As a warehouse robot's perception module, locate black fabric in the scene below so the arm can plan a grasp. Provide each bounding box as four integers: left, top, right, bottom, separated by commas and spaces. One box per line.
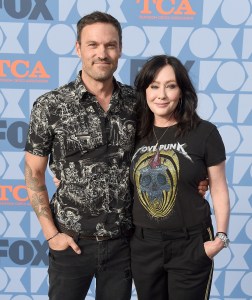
25, 71, 137, 238
134, 217, 212, 241
130, 120, 226, 230
131, 225, 214, 300
48, 237, 132, 300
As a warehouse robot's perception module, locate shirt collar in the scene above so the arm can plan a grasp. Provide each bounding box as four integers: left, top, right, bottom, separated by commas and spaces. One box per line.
75, 71, 122, 100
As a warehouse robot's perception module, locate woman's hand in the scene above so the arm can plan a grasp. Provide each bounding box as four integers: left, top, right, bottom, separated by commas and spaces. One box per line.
203, 238, 225, 259
53, 176, 61, 187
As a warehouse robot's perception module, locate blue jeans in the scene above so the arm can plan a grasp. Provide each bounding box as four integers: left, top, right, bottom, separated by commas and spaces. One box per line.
48, 236, 132, 300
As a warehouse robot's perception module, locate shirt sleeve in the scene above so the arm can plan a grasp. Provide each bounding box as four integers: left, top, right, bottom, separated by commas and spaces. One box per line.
204, 126, 226, 167
25, 98, 53, 157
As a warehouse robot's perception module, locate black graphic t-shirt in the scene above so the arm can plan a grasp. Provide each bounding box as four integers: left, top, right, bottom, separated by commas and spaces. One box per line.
25, 71, 137, 238
130, 120, 226, 230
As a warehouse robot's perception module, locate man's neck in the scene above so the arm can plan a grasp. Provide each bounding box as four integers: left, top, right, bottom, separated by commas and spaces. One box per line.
82, 75, 114, 112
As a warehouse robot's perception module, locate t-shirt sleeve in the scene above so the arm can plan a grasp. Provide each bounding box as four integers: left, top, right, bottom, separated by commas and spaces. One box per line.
25, 99, 52, 157
205, 126, 226, 167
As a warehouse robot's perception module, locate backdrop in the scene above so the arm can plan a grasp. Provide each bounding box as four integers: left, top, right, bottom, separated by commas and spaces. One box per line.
0, 0, 252, 299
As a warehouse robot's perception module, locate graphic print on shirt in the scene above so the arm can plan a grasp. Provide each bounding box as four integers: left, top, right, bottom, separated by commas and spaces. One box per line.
133, 148, 180, 218
25, 74, 137, 237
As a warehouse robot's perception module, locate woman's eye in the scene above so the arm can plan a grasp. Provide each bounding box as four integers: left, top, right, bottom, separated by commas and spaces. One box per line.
166, 84, 177, 89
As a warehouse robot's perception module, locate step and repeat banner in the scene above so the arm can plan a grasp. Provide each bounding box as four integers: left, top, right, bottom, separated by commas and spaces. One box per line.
0, 0, 252, 299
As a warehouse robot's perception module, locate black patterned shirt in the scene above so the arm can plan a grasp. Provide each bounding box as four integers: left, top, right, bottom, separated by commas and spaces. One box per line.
25, 71, 137, 238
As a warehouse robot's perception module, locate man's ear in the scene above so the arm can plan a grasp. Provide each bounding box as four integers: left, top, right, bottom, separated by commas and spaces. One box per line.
76, 41, 81, 58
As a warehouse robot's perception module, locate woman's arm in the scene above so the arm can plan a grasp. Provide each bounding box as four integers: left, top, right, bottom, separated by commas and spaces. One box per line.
204, 161, 230, 258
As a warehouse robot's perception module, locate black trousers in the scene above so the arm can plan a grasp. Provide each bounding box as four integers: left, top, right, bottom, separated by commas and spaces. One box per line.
48, 236, 132, 300
131, 223, 214, 300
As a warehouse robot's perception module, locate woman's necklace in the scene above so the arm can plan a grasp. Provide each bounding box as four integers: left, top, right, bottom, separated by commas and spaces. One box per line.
149, 125, 174, 168
153, 126, 170, 149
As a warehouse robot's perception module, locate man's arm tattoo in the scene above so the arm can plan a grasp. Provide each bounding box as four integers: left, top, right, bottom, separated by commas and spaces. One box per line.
31, 193, 51, 219
25, 162, 47, 192
25, 161, 50, 219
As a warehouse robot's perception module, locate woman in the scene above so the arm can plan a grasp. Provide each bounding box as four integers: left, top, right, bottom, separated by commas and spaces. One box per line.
130, 55, 230, 300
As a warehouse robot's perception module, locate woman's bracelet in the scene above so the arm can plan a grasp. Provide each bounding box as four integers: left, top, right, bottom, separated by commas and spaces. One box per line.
47, 232, 59, 242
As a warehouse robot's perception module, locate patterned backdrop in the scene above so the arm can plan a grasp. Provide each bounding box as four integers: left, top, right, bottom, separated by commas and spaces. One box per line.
0, 0, 252, 299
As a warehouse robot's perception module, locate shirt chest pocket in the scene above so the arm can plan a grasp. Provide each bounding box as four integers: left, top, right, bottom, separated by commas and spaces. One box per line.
54, 122, 105, 161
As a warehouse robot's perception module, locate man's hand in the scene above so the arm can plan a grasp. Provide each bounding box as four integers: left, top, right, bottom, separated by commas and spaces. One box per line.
48, 232, 81, 254
198, 178, 209, 197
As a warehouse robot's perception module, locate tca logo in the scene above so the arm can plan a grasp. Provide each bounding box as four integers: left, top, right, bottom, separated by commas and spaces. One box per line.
136, 0, 196, 15
0, 60, 50, 79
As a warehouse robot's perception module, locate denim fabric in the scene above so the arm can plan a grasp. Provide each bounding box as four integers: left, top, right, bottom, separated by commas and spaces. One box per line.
48, 237, 132, 300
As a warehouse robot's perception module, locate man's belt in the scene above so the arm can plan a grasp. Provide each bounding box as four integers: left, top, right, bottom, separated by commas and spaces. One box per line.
57, 224, 114, 241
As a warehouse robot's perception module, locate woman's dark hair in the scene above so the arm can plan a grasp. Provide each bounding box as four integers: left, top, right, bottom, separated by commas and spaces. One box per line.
134, 55, 201, 138
76, 11, 122, 47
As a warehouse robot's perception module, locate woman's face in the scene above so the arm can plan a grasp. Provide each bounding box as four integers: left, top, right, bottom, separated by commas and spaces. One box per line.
146, 64, 181, 124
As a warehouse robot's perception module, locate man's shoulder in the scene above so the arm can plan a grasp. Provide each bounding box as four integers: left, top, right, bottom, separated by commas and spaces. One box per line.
34, 80, 75, 106
117, 81, 134, 94
117, 81, 136, 102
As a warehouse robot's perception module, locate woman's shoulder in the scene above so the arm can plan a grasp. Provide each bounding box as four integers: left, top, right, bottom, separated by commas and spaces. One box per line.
197, 119, 217, 131
185, 119, 218, 140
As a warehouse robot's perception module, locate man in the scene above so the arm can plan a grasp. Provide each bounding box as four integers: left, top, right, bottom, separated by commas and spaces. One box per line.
25, 11, 208, 300
25, 11, 135, 300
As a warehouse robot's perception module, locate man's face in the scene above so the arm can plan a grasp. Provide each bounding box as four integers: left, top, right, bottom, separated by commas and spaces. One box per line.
76, 22, 122, 83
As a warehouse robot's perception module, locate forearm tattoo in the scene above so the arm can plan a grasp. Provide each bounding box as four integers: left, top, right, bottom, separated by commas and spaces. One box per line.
25, 162, 47, 192
31, 193, 51, 219
25, 162, 50, 219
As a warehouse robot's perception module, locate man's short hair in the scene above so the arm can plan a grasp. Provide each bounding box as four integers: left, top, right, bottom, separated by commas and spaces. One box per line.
77, 11, 122, 47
